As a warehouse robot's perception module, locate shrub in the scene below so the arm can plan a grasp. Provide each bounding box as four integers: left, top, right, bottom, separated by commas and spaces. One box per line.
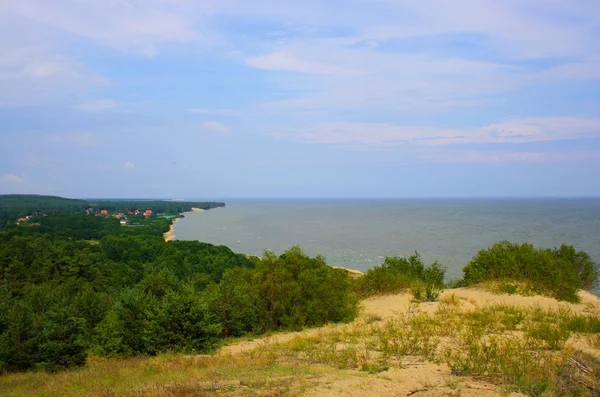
250, 246, 359, 331
462, 242, 598, 302
358, 252, 446, 297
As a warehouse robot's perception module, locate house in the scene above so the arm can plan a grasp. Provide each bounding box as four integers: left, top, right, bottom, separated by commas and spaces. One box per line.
144, 210, 153, 217
128, 211, 134, 215
120, 218, 131, 225
15, 217, 28, 224
100, 209, 108, 215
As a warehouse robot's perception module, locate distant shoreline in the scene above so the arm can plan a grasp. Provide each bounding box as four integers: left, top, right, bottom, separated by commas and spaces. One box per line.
331, 266, 364, 275
163, 207, 204, 242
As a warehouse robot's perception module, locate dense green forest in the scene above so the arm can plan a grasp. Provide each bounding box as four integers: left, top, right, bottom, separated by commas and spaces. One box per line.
7, 213, 171, 240
0, 194, 224, 228
0, 204, 358, 372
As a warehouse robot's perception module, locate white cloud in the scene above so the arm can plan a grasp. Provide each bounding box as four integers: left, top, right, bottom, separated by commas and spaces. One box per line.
246, 52, 358, 75
22, 152, 40, 167
0, 47, 79, 81
1, 0, 599, 120
535, 57, 600, 81
202, 121, 230, 134
249, 44, 523, 114
362, 0, 598, 59
76, 99, 119, 111
0, 44, 108, 106
426, 151, 600, 164
1, 173, 26, 184
48, 132, 99, 147
7, 0, 206, 56
124, 161, 135, 169
236, 1, 600, 115
188, 108, 237, 116
277, 117, 600, 147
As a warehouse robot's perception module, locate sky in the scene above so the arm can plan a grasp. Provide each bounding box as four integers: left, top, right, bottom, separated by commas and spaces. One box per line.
1, 0, 600, 199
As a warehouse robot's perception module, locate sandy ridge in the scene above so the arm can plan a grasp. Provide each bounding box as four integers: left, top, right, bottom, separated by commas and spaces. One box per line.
216, 288, 600, 397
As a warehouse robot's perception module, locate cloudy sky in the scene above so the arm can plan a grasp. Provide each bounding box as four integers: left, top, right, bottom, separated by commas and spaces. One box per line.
1, 0, 599, 198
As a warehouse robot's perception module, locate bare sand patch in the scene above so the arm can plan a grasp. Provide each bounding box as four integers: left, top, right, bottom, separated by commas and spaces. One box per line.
435, 287, 600, 315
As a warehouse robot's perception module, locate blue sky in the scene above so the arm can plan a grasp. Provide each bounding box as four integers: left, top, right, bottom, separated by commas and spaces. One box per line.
1, 0, 599, 198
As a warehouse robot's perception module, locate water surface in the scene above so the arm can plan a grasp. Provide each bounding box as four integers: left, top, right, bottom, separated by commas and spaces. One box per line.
174, 198, 600, 294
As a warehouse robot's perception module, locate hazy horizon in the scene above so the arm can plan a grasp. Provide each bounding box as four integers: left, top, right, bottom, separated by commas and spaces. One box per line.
13, 195, 600, 201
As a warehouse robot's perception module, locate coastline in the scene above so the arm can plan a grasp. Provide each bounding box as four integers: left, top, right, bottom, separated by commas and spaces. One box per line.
331, 266, 364, 276
163, 207, 204, 242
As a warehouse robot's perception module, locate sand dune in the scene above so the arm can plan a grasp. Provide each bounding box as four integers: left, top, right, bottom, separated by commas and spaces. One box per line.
217, 288, 600, 397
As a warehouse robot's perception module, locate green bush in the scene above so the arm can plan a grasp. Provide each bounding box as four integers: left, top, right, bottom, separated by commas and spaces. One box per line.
207, 268, 260, 338
462, 241, 599, 302
250, 246, 359, 332
357, 252, 446, 297
92, 283, 221, 357
0, 299, 88, 372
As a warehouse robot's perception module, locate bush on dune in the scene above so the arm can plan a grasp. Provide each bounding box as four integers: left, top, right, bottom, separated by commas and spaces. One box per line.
357, 252, 446, 298
462, 241, 599, 302
209, 246, 359, 336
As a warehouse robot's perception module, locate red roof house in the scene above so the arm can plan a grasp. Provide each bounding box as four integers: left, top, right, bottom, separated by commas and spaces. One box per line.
144, 210, 153, 217
100, 209, 108, 215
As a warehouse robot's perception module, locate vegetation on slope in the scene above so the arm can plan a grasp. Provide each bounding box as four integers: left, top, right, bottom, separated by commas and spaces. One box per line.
0, 218, 358, 372
462, 241, 599, 302
1, 296, 599, 397
356, 252, 446, 300
0, 195, 599, 397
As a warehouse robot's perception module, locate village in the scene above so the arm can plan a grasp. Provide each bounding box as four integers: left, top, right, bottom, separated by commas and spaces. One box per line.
15, 208, 155, 226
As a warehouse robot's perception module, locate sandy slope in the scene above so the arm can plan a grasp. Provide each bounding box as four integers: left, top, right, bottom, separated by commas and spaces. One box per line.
217, 288, 600, 397
361, 288, 600, 319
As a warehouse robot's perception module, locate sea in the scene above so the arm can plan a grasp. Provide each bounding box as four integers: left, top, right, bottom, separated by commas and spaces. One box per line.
173, 198, 600, 296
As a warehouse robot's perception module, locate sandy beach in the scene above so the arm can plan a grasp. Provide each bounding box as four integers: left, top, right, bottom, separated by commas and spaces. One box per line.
163, 207, 205, 242
163, 218, 180, 242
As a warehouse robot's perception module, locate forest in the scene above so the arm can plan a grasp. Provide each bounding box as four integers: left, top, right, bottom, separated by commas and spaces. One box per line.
0, 194, 224, 228
0, 200, 358, 372
0, 195, 597, 375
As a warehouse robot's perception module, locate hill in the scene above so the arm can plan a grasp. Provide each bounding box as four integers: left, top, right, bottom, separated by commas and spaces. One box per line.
1, 288, 599, 396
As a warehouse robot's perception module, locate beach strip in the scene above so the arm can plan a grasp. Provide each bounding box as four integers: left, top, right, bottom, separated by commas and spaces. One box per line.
163, 207, 205, 242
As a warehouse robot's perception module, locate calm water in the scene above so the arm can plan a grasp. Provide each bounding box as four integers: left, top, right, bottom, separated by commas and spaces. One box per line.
174, 199, 600, 295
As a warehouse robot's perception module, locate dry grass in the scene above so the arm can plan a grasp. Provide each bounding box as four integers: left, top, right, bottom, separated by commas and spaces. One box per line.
2, 292, 599, 397
0, 353, 331, 397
